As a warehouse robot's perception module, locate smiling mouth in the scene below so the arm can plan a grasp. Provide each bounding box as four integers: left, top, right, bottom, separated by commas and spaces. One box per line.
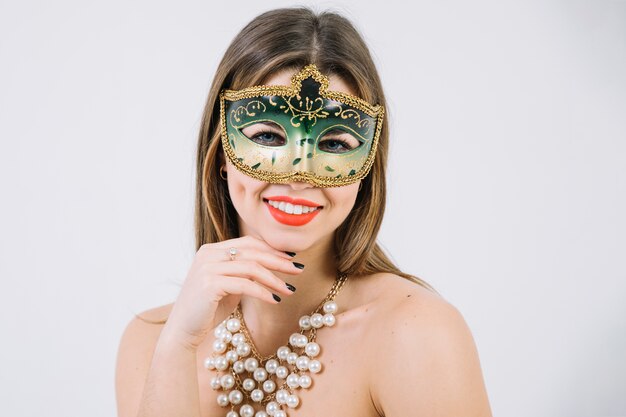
262, 198, 323, 215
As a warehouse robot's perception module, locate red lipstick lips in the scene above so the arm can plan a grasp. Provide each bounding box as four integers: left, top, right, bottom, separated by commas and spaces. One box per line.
264, 195, 322, 207
263, 195, 323, 226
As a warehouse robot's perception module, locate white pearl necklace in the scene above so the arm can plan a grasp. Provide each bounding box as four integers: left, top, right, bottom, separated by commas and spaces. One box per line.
204, 271, 348, 417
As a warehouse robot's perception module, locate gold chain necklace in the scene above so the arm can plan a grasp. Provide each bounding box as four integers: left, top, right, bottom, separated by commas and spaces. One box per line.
204, 270, 348, 417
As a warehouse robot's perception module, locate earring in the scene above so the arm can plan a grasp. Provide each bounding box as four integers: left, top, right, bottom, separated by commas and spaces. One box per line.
358, 181, 363, 191
219, 166, 227, 180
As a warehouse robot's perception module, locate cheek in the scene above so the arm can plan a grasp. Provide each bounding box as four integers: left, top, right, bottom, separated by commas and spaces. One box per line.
230, 177, 249, 200
226, 167, 266, 211
328, 184, 360, 213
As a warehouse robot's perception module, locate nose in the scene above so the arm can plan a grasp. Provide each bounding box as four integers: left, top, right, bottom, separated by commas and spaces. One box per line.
288, 180, 314, 190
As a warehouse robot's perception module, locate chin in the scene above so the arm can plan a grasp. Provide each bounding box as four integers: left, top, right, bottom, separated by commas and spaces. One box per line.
262, 223, 336, 253
239, 216, 329, 253
260, 232, 317, 253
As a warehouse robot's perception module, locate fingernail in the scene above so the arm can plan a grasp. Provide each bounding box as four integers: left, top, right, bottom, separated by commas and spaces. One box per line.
285, 283, 296, 292
292, 262, 305, 269
284, 251, 296, 257
272, 293, 282, 302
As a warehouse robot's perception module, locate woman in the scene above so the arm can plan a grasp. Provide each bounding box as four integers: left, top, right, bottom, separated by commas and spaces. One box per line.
115, 7, 492, 417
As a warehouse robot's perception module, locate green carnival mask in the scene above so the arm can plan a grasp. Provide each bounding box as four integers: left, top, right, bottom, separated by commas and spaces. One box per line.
219, 64, 384, 187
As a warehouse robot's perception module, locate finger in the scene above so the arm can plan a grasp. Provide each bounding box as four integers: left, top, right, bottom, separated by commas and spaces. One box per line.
217, 235, 295, 260
202, 247, 304, 275
240, 248, 304, 274
211, 260, 296, 296
208, 247, 304, 274
214, 275, 279, 304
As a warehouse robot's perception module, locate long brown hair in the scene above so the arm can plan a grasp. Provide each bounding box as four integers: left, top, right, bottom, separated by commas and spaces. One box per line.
198, 6, 435, 289
137, 7, 436, 324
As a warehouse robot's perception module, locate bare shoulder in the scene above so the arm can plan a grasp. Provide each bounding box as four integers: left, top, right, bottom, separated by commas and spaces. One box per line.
115, 303, 174, 417
132, 302, 175, 326
358, 271, 461, 349
361, 271, 449, 317
365, 273, 492, 417
117, 302, 175, 353
372, 273, 476, 363
116, 301, 175, 367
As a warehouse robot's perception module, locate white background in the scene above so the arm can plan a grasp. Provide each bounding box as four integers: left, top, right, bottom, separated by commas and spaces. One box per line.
1, 1, 624, 416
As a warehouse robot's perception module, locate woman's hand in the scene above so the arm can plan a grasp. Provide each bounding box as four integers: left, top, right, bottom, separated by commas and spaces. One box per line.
162, 235, 303, 351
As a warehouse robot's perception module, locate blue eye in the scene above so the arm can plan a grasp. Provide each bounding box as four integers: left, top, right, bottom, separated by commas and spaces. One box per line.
247, 129, 286, 146
317, 128, 362, 154
318, 138, 357, 154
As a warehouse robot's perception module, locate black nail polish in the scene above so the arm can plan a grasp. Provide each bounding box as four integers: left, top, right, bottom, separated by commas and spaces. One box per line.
293, 262, 305, 269
284, 251, 296, 257
285, 283, 296, 292
272, 293, 281, 302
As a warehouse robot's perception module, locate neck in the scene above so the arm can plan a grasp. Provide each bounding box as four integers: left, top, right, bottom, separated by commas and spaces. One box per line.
239, 232, 339, 343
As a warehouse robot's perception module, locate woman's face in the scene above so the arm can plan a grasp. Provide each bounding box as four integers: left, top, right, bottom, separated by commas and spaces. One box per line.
222, 69, 362, 253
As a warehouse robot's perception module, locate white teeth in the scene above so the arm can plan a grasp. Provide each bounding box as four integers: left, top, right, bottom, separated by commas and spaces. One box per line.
267, 200, 319, 215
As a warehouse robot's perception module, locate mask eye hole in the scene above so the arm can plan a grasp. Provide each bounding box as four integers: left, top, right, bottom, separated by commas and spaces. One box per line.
240, 122, 287, 147
318, 128, 362, 154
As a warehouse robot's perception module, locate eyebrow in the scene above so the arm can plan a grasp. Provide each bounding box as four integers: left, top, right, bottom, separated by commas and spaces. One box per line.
325, 128, 355, 137
247, 124, 355, 138
242, 121, 283, 132
254, 121, 282, 129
